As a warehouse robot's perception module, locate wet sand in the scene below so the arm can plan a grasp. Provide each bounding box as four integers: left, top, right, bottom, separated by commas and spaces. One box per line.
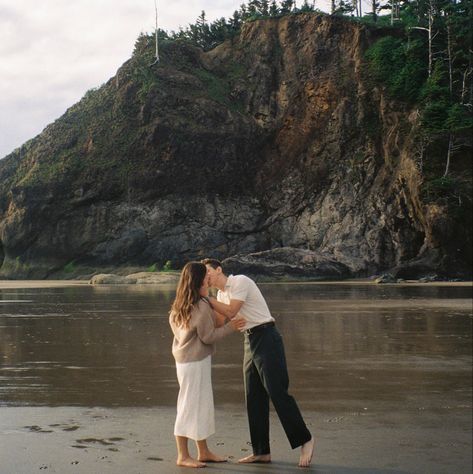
1, 404, 471, 474
1, 280, 471, 473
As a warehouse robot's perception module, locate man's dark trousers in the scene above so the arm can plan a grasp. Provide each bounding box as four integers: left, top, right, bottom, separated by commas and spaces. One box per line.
243, 325, 311, 455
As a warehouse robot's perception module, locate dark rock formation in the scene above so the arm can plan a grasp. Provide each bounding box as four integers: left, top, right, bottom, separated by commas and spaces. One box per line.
0, 14, 471, 279
222, 248, 350, 280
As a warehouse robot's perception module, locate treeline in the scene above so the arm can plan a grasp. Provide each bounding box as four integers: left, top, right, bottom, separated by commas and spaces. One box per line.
159, 0, 401, 51
155, 1, 314, 52
139, 1, 405, 54
366, 0, 472, 185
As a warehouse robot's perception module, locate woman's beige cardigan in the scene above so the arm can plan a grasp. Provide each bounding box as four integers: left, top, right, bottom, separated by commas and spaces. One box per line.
169, 298, 233, 363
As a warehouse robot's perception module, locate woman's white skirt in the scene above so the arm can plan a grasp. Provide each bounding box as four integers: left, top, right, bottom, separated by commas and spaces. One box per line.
174, 355, 215, 441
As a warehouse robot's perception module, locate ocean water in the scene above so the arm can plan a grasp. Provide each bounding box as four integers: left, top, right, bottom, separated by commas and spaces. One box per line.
0, 282, 471, 412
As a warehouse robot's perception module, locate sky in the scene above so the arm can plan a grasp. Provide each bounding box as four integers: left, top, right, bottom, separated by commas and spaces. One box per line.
0, 0, 338, 159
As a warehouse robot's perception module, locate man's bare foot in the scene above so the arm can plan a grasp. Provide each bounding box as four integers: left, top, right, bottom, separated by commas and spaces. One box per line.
299, 436, 315, 468
238, 454, 271, 463
197, 450, 227, 463
176, 456, 206, 468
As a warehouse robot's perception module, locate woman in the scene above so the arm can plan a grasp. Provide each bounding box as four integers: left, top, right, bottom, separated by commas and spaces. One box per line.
169, 261, 244, 468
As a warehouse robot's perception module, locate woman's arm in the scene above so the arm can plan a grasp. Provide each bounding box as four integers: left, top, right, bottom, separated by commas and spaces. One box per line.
195, 301, 236, 344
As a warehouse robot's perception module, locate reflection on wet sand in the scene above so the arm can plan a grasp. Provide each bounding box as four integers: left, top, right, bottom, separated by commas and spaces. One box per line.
0, 283, 471, 412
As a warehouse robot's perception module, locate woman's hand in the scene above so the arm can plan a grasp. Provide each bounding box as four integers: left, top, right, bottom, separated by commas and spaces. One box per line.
230, 316, 246, 331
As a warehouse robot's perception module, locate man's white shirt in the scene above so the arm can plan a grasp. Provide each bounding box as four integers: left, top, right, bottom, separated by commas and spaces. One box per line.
217, 275, 275, 331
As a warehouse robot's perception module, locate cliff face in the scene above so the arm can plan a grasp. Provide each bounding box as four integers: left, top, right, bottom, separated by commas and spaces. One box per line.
0, 14, 470, 278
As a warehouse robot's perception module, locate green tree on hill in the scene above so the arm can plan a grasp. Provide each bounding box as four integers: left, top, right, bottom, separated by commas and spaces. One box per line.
365, 0, 472, 184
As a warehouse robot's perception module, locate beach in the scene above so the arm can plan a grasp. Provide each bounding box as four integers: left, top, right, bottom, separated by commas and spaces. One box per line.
0, 280, 471, 473
1, 404, 471, 474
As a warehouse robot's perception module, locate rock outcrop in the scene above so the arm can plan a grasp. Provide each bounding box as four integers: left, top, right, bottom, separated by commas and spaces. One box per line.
222, 248, 350, 280
0, 13, 470, 279
89, 272, 179, 285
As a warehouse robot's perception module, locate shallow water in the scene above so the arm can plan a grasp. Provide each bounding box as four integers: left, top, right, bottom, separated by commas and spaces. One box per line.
0, 282, 471, 411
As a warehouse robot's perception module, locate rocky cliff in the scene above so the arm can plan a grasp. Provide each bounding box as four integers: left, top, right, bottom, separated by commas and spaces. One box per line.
0, 13, 471, 279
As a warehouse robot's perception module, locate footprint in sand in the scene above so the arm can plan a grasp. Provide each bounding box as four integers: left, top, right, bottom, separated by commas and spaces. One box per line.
76, 438, 115, 446
63, 425, 80, 431
74, 437, 125, 452
24, 425, 53, 433
326, 416, 344, 423
49, 423, 80, 431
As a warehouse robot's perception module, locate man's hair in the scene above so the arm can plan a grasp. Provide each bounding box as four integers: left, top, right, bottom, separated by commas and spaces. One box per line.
201, 258, 223, 270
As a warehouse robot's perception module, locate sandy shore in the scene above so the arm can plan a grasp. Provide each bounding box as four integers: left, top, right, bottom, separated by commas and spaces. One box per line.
1, 280, 471, 473
0, 280, 89, 289
1, 279, 472, 290
1, 405, 471, 474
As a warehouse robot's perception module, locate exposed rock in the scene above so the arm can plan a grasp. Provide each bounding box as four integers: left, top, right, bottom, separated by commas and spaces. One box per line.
126, 271, 179, 284
374, 273, 397, 284
89, 274, 128, 285
391, 259, 441, 280
0, 14, 470, 280
222, 248, 351, 280
419, 274, 440, 283
89, 272, 179, 285
390, 247, 467, 280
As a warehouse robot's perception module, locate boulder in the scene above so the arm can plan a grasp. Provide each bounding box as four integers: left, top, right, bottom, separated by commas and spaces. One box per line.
89, 272, 179, 285
222, 247, 350, 280
374, 273, 397, 284
89, 274, 129, 285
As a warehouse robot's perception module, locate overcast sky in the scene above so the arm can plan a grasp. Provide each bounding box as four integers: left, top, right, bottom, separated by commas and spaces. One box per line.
0, 0, 337, 159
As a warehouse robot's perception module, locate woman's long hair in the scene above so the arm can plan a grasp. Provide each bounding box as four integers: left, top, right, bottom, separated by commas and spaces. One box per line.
170, 262, 207, 328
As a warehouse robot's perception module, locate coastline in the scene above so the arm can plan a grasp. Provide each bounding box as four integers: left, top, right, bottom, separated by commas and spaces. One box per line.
1, 278, 472, 290
0, 280, 89, 290
1, 280, 471, 473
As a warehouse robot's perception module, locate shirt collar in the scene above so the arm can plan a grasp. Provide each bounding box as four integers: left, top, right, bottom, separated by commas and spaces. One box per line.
224, 275, 234, 289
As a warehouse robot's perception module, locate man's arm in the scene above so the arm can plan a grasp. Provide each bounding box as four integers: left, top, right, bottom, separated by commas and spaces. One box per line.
209, 297, 244, 319
213, 308, 246, 330
214, 310, 227, 328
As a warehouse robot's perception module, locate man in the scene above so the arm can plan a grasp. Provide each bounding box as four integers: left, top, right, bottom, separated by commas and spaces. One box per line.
202, 258, 314, 468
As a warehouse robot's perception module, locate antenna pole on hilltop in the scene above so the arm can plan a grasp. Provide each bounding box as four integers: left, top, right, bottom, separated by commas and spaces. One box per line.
150, 0, 160, 66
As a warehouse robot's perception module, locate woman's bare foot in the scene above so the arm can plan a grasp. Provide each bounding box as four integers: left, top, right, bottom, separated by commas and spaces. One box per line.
176, 456, 206, 468
197, 450, 227, 463
238, 454, 271, 463
299, 436, 315, 468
